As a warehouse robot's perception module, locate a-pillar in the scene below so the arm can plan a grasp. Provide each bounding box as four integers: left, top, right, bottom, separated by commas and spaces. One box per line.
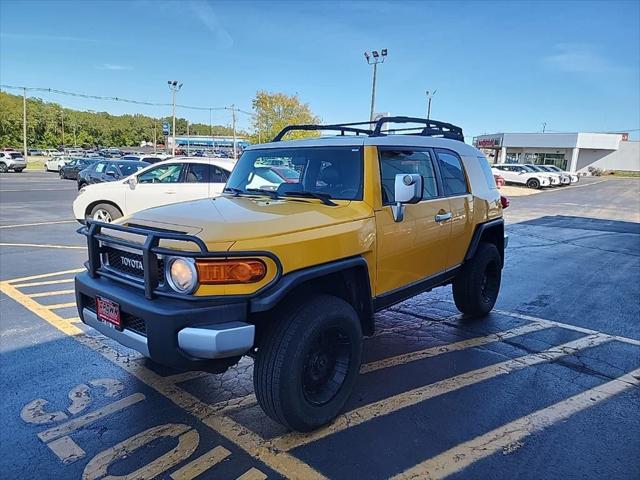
568, 148, 579, 173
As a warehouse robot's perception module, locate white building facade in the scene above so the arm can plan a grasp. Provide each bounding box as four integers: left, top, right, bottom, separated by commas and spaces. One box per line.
473, 132, 639, 173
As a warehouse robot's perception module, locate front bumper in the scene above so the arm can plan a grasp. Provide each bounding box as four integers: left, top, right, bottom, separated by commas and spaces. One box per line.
75, 272, 254, 372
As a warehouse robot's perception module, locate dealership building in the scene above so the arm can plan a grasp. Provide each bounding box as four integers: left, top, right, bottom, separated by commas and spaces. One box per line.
473, 132, 639, 173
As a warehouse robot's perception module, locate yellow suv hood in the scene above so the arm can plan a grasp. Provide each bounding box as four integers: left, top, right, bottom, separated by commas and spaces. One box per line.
130, 195, 372, 245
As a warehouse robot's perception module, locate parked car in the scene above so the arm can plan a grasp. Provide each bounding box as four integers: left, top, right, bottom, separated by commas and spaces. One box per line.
45, 149, 63, 157
45, 155, 73, 172
0, 151, 27, 173
524, 164, 569, 185
73, 157, 236, 222
121, 154, 171, 164
77, 159, 149, 190
269, 166, 301, 183
493, 174, 505, 188
492, 164, 552, 189
28, 148, 44, 156
74, 116, 507, 432
59, 157, 100, 180
538, 164, 579, 183
100, 149, 123, 158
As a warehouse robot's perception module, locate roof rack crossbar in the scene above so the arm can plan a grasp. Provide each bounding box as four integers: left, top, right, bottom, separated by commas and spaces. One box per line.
272, 116, 464, 142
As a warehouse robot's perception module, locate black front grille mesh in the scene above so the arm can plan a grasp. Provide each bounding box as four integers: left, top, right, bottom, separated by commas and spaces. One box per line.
103, 246, 164, 281
82, 294, 147, 337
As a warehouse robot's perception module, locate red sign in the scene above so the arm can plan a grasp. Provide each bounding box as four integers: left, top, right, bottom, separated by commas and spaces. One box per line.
96, 296, 121, 329
476, 138, 501, 148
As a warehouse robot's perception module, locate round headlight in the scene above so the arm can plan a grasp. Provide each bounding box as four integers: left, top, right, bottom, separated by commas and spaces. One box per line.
166, 257, 198, 294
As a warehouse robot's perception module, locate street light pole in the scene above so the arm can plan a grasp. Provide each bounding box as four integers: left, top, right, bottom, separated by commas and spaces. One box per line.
22, 87, 28, 161
426, 90, 437, 120
167, 80, 182, 155
231, 104, 237, 160
364, 49, 387, 121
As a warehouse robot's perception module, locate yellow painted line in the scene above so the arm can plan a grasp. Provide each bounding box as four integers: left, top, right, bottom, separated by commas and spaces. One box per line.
66, 317, 81, 324
0, 280, 326, 480
0, 242, 85, 250
163, 371, 210, 384
12, 278, 75, 288
8, 268, 83, 284
210, 393, 258, 415
170, 445, 231, 480
30, 289, 75, 298
47, 436, 86, 465
361, 322, 550, 374
393, 367, 640, 480
271, 334, 611, 451
236, 467, 268, 480
38, 393, 146, 442
45, 302, 77, 310
0, 220, 76, 229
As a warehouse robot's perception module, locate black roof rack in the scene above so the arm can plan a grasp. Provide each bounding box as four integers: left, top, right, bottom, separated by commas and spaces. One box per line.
272, 116, 464, 142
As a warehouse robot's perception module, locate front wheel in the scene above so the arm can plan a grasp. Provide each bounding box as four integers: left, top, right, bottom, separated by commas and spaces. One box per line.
452, 242, 502, 317
526, 178, 540, 189
89, 203, 122, 223
254, 294, 362, 432
0, 163, 7, 173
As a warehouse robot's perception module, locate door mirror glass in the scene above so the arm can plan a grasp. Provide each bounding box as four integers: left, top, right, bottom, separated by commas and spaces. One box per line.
392, 174, 423, 222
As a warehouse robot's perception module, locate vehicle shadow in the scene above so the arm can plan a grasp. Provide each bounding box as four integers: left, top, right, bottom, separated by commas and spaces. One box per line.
514, 215, 640, 234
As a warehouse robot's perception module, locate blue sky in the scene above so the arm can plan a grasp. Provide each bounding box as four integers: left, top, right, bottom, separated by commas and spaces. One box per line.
1, 0, 639, 139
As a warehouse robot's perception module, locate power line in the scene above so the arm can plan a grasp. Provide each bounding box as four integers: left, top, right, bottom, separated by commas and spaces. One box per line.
0, 83, 255, 116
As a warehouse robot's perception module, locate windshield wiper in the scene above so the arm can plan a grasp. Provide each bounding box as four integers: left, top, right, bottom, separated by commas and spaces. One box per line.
246, 188, 280, 199
224, 187, 243, 196
284, 191, 338, 206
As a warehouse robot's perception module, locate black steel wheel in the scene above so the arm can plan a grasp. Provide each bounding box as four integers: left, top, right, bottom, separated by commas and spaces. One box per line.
453, 242, 502, 317
254, 294, 362, 432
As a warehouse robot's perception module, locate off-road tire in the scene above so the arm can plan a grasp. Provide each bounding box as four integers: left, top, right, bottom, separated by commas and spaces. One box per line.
452, 242, 502, 317
526, 178, 540, 189
0, 163, 7, 173
89, 203, 122, 223
254, 294, 362, 432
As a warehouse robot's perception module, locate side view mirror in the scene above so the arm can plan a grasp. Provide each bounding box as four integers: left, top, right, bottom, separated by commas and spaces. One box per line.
127, 177, 137, 190
392, 174, 423, 222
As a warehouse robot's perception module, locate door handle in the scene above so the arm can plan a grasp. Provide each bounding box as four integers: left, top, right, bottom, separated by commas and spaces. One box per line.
435, 212, 452, 222
164, 191, 176, 194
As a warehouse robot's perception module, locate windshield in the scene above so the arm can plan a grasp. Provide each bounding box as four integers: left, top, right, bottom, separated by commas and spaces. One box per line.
526, 165, 545, 172
226, 147, 363, 201
521, 165, 538, 173
118, 162, 147, 176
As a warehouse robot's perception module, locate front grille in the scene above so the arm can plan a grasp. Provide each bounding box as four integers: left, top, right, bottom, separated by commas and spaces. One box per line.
103, 245, 164, 282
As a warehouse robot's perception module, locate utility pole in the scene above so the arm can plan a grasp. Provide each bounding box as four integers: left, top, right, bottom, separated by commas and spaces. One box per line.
364, 49, 387, 121
61, 109, 65, 151
72, 123, 77, 147
542, 122, 547, 133
22, 87, 28, 161
153, 122, 157, 154
231, 104, 237, 160
167, 80, 182, 155
186, 121, 190, 156
426, 90, 437, 120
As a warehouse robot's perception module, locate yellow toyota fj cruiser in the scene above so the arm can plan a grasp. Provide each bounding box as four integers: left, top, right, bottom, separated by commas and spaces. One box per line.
75, 117, 506, 432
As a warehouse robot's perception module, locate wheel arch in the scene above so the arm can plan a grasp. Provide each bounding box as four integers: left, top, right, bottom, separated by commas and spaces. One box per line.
465, 218, 505, 265
250, 256, 375, 336
85, 200, 123, 218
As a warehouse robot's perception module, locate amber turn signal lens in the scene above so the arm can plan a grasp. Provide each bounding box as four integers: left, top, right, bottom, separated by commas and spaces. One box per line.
195, 259, 267, 284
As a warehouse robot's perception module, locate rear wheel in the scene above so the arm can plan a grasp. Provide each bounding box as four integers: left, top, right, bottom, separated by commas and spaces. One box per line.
14, 168, 24, 173
526, 178, 540, 189
89, 204, 122, 223
254, 294, 362, 432
0, 163, 7, 173
452, 242, 502, 317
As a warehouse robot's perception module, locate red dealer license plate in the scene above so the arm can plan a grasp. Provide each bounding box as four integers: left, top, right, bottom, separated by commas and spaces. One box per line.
96, 296, 121, 330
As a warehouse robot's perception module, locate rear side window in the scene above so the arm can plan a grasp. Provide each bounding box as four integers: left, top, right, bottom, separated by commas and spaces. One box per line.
185, 163, 210, 183
379, 148, 438, 204
436, 150, 468, 196
211, 166, 229, 183
478, 156, 498, 190
94, 162, 108, 173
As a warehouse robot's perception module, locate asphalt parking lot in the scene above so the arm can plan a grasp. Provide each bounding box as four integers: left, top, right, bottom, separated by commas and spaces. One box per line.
1, 171, 639, 479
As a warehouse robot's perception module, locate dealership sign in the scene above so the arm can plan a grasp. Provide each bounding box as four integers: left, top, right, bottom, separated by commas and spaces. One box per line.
475, 136, 502, 148
162, 122, 170, 136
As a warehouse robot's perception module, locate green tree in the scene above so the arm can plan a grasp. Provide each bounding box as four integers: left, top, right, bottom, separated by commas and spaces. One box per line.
251, 91, 320, 143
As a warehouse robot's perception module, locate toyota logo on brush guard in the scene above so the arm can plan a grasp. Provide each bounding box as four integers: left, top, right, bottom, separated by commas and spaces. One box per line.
121, 256, 143, 271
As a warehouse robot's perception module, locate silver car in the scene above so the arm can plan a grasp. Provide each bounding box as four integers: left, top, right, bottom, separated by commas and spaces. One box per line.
0, 151, 27, 173
525, 164, 569, 185
538, 164, 579, 183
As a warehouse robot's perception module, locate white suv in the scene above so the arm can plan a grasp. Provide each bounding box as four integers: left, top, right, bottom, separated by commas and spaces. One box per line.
73, 157, 236, 223
537, 164, 579, 183
0, 152, 27, 173
524, 164, 569, 185
492, 163, 551, 189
